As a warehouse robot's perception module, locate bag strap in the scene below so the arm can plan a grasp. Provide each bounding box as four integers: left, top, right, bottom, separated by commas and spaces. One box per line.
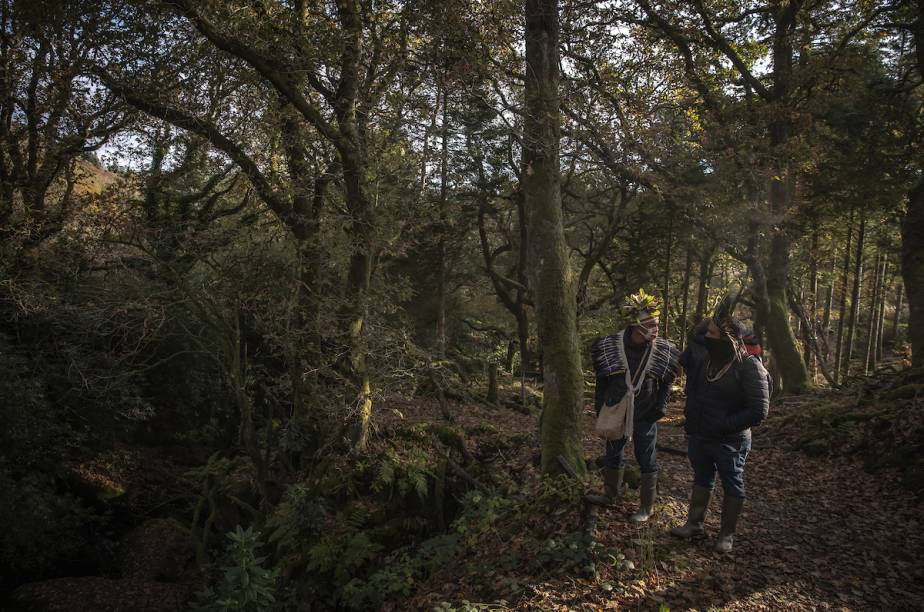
630, 343, 652, 389
616, 331, 651, 443
615, 331, 630, 389
615, 331, 653, 394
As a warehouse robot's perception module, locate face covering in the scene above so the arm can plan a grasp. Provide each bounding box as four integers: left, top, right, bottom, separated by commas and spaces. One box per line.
705, 336, 736, 364
637, 324, 658, 341
634, 312, 658, 341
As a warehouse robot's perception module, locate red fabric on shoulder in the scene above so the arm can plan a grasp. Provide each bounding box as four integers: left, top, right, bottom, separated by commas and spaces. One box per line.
741, 333, 762, 356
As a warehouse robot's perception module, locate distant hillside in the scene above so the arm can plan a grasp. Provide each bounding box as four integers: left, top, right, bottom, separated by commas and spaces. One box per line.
74, 158, 119, 196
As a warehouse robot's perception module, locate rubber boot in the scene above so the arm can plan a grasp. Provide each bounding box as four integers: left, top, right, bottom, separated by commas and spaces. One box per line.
628, 471, 657, 523
583, 465, 624, 506
670, 485, 712, 538
714, 495, 744, 553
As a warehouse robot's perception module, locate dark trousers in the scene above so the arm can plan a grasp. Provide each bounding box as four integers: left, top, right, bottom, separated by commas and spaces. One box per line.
687, 434, 751, 498
604, 419, 658, 473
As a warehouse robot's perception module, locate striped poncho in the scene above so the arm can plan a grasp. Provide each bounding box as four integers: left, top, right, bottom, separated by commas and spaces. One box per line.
590, 334, 680, 381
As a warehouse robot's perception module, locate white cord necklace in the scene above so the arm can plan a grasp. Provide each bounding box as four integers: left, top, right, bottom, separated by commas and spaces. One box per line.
706, 359, 734, 382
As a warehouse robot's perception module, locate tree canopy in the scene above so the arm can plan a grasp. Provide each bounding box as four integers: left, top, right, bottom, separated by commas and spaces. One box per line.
1, 0, 922, 609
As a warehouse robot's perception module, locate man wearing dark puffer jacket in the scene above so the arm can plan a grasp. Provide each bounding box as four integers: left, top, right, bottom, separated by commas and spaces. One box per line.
670, 299, 770, 553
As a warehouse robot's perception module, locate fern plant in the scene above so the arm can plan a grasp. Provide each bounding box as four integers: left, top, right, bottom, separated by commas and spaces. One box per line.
372, 448, 433, 501
192, 525, 279, 612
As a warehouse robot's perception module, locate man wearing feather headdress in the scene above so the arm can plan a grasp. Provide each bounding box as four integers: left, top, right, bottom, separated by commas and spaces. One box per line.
670, 289, 771, 552
585, 289, 680, 524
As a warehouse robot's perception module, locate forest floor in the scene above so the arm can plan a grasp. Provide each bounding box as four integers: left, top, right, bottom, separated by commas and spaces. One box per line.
408, 377, 924, 611
11, 370, 924, 612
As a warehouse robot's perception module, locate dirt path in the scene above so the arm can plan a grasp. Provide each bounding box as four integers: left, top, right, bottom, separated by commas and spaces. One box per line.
564, 397, 924, 611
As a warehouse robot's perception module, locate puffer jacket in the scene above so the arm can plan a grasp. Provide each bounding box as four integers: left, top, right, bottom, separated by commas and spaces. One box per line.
680, 334, 770, 441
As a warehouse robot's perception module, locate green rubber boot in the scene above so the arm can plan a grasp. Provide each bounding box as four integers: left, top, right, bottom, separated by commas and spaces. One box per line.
715, 495, 744, 553
670, 485, 712, 538
584, 466, 624, 506
628, 471, 657, 523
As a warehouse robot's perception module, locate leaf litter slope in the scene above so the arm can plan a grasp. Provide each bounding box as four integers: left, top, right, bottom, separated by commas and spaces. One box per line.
410, 387, 924, 611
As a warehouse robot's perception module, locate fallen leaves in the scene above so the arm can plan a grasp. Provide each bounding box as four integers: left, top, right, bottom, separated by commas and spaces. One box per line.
404, 377, 924, 610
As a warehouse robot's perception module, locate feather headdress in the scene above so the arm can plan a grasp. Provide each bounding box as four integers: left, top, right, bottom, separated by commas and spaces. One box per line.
620, 288, 660, 325
710, 284, 747, 359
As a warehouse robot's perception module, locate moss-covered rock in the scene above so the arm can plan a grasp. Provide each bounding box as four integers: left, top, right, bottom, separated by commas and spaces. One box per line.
430, 424, 466, 454
883, 383, 924, 400
800, 437, 833, 457
624, 465, 641, 489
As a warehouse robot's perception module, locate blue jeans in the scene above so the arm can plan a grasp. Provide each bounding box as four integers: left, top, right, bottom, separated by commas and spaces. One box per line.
687, 435, 751, 498
604, 419, 658, 473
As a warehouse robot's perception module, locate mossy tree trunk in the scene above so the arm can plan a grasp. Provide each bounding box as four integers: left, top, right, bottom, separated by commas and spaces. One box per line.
661, 206, 674, 338
893, 282, 904, 345
335, 0, 376, 451
437, 85, 450, 359
523, 0, 586, 477
876, 261, 888, 361
515, 194, 533, 375
745, 252, 771, 350
865, 252, 882, 375
346, 251, 373, 450
341, 144, 375, 451
765, 232, 810, 393
762, 6, 810, 394
845, 214, 867, 378
822, 253, 836, 357
834, 210, 855, 381
679, 241, 693, 350
807, 226, 819, 374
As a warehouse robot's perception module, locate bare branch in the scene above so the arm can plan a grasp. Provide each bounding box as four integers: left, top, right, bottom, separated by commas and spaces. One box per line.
97, 71, 290, 219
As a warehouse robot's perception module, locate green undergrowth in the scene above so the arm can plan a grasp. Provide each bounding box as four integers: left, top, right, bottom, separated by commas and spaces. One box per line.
189, 416, 553, 610
780, 366, 924, 499
410, 474, 638, 607
786, 400, 880, 456
186, 412, 644, 610
262, 436, 470, 609
0, 340, 94, 588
